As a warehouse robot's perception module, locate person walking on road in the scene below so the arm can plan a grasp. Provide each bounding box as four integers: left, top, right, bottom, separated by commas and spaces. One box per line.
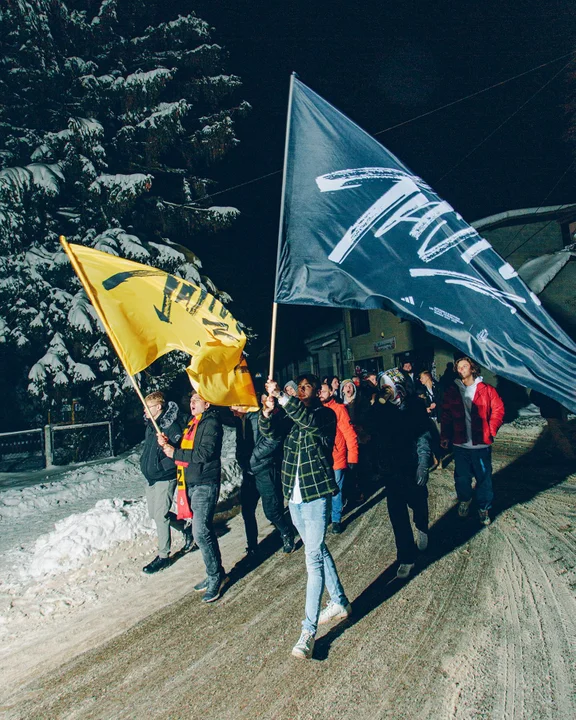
231, 400, 294, 560
319, 381, 359, 534
263, 375, 352, 660
140, 392, 193, 575
158, 393, 227, 602
440, 357, 505, 526
378, 383, 433, 580
418, 369, 443, 468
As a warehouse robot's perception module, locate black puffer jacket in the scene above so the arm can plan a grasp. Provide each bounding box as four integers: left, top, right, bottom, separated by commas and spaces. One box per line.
173, 406, 223, 486
140, 401, 183, 485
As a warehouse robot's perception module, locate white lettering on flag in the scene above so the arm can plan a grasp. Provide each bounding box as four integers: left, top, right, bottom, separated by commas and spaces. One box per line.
319, 167, 485, 265
498, 263, 518, 279
410, 268, 525, 312
461, 239, 492, 264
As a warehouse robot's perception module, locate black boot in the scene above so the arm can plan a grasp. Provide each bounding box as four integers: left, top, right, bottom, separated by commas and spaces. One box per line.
183, 525, 196, 552
281, 533, 295, 554
143, 556, 170, 574
245, 546, 259, 566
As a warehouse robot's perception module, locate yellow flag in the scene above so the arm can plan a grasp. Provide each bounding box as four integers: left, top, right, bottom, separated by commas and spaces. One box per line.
61, 238, 258, 407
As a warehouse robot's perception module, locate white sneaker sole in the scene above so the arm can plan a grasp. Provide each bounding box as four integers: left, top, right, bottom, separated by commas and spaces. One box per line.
318, 605, 352, 625
291, 647, 313, 659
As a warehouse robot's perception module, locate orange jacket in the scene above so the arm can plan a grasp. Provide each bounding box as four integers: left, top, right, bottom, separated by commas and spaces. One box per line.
325, 399, 359, 470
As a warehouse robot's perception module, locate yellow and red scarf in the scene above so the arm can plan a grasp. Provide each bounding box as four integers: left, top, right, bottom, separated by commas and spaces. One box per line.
175, 413, 202, 520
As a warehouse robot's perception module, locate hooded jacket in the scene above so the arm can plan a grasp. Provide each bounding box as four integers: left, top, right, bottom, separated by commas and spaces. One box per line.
341, 379, 371, 429
324, 398, 359, 470
140, 401, 183, 485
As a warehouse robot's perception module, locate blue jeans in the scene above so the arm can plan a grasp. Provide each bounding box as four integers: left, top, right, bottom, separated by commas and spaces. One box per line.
331, 469, 346, 523
188, 483, 223, 580
453, 446, 493, 511
289, 496, 348, 635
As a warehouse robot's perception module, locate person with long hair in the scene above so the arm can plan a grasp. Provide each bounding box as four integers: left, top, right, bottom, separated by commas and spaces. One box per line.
440, 357, 505, 526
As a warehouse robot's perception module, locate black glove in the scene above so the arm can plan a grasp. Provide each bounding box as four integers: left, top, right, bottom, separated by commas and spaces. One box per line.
416, 468, 429, 487
347, 463, 357, 470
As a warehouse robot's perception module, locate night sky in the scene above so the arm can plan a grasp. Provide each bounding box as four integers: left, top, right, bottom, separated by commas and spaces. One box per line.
183, 0, 576, 369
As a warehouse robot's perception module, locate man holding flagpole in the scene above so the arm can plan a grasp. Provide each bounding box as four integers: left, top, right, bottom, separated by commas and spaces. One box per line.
159, 392, 227, 603
263, 375, 351, 660
140, 391, 194, 574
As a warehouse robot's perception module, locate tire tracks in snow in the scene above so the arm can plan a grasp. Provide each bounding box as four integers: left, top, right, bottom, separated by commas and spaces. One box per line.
4, 462, 576, 719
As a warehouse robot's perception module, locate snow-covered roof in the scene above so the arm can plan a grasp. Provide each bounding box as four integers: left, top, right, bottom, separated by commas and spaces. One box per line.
304, 321, 345, 348
472, 204, 576, 231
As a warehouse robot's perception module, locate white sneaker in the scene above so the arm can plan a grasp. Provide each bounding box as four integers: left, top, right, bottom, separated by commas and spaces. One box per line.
458, 499, 472, 518
416, 530, 428, 551
396, 563, 415, 580
318, 600, 352, 625
291, 630, 315, 659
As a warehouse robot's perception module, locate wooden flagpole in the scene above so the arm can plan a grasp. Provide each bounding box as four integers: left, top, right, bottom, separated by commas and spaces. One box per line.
269, 72, 297, 379
268, 302, 279, 379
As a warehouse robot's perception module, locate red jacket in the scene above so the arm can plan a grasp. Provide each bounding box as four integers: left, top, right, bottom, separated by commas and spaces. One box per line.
441, 382, 505, 446
325, 399, 359, 470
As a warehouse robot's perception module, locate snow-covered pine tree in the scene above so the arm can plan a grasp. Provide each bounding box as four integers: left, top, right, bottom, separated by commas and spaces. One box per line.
0, 0, 249, 431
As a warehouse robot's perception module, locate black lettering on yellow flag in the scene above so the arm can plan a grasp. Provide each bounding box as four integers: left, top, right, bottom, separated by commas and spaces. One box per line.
62, 242, 257, 406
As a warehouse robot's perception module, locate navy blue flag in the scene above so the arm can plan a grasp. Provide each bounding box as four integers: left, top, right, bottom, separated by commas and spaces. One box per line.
275, 76, 576, 413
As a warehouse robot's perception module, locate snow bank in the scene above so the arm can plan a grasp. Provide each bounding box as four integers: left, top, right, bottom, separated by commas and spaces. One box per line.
23, 498, 154, 580
0, 427, 241, 588
0, 424, 241, 640
0, 428, 239, 520
0, 455, 142, 522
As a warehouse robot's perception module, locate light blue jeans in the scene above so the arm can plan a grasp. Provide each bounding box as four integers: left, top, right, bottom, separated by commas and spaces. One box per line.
289, 496, 348, 635
331, 469, 346, 523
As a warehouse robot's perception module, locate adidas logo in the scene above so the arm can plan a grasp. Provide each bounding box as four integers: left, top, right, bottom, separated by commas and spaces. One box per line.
401, 296, 415, 305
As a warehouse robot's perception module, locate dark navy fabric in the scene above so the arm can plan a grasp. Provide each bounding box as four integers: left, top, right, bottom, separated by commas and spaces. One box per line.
275, 77, 576, 413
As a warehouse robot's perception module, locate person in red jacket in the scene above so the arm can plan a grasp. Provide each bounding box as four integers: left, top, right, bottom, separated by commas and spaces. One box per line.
319, 382, 359, 534
440, 357, 505, 526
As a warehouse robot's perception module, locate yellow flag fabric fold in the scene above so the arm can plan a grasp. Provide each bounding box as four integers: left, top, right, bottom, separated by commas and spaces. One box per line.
61, 239, 258, 407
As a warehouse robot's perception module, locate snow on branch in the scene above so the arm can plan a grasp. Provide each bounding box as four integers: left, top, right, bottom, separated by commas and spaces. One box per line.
136, 100, 190, 133
124, 68, 173, 94
131, 14, 211, 50
88, 173, 152, 206
68, 290, 97, 333
0, 163, 64, 204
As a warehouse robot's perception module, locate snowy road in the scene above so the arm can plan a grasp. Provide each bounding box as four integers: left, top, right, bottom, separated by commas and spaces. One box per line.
1, 426, 576, 719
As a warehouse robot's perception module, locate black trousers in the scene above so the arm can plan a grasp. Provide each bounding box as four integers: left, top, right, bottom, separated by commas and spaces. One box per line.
386, 473, 429, 564
240, 466, 292, 550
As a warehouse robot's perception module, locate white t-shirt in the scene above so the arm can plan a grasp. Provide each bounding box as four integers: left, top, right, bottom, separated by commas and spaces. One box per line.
453, 377, 490, 450
278, 393, 303, 504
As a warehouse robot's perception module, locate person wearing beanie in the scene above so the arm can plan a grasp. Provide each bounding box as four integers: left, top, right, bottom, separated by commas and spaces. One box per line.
319, 382, 359, 533
284, 380, 298, 397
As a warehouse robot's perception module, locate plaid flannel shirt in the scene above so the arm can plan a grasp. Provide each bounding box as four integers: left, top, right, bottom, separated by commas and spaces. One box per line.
260, 395, 337, 502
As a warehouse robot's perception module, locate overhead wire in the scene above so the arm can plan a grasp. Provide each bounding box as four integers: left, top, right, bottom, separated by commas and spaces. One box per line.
374, 49, 576, 136
436, 58, 575, 182
500, 159, 576, 259
188, 49, 576, 205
